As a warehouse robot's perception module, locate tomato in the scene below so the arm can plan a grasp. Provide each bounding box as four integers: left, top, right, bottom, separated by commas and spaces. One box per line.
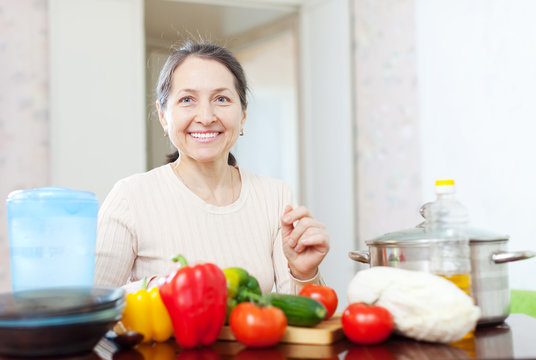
299, 284, 338, 319
230, 302, 287, 348
342, 302, 394, 345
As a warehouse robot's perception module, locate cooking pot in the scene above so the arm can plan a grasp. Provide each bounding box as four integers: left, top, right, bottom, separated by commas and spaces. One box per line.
349, 205, 535, 325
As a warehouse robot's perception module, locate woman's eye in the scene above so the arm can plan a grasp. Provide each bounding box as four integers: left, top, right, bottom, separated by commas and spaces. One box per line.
179, 96, 193, 104
216, 96, 229, 103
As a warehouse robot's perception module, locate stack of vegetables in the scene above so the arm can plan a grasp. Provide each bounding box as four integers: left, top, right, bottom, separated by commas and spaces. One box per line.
116, 255, 398, 349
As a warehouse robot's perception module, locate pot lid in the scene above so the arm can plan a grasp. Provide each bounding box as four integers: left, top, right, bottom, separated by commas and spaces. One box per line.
367, 224, 509, 245
367, 203, 509, 245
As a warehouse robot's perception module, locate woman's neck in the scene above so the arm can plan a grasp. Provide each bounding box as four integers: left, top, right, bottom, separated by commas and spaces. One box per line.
172, 157, 240, 206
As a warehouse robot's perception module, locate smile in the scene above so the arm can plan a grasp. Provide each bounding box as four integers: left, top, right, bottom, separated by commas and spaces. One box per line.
189, 132, 220, 142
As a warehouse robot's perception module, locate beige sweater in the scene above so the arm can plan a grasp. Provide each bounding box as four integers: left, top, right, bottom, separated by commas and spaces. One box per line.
94, 164, 321, 294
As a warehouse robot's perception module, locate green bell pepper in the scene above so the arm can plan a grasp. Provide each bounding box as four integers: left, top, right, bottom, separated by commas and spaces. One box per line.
223, 267, 262, 321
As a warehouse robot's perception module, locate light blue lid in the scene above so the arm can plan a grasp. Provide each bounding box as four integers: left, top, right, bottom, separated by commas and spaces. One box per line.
7, 187, 97, 202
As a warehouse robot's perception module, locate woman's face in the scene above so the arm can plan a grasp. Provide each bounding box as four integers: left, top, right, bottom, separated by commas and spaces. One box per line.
158, 56, 246, 165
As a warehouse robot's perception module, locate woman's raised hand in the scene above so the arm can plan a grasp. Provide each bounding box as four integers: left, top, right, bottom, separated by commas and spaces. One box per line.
281, 205, 329, 280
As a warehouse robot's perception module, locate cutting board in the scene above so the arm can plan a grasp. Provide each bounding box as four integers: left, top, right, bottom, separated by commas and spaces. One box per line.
218, 314, 344, 345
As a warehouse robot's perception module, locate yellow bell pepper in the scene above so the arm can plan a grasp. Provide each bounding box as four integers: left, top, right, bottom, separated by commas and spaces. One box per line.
121, 278, 174, 343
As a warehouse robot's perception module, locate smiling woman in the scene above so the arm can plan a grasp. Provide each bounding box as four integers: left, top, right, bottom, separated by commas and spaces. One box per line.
157, 56, 246, 187
94, 41, 330, 296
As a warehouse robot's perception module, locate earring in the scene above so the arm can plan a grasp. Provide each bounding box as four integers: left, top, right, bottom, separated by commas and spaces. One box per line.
239, 130, 244, 136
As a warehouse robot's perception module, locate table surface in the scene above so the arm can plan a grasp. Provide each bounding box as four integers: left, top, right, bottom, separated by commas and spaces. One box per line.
2, 314, 535, 360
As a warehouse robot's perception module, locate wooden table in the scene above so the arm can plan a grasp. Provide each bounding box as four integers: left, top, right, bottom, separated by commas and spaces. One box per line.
4, 314, 536, 359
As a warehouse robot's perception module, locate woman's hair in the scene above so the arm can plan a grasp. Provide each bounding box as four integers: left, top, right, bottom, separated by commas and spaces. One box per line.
156, 41, 248, 166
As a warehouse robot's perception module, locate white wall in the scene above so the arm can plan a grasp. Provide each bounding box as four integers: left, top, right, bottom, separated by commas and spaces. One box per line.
416, 0, 536, 290
49, 0, 146, 203
301, 0, 355, 310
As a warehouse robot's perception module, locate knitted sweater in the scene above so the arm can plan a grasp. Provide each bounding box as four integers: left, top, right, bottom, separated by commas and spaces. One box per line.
94, 164, 321, 294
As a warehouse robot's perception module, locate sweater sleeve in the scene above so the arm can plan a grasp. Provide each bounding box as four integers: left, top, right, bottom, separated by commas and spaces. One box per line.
273, 182, 325, 294
94, 180, 137, 287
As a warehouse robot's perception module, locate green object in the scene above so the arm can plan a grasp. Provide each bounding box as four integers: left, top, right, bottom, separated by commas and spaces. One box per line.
510, 289, 536, 318
223, 267, 262, 322
264, 293, 326, 327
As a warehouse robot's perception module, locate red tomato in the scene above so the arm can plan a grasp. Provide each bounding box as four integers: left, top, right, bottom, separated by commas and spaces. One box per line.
342, 303, 394, 345
230, 302, 287, 348
299, 284, 338, 319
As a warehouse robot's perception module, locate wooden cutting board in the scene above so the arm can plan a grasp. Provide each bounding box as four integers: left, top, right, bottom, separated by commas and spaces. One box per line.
218, 314, 344, 345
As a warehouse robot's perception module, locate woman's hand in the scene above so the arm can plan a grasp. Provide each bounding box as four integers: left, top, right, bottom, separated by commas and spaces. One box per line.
281, 205, 329, 280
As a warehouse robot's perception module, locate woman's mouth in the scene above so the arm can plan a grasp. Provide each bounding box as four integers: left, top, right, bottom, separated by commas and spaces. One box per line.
189, 132, 220, 143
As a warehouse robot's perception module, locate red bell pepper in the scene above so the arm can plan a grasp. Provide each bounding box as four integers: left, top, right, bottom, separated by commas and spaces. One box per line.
159, 255, 227, 348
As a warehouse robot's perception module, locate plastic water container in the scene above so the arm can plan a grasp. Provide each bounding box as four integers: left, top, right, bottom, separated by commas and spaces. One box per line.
6, 187, 99, 291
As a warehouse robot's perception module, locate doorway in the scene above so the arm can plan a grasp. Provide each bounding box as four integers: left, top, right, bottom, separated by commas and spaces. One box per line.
144, 0, 301, 197
144, 0, 355, 310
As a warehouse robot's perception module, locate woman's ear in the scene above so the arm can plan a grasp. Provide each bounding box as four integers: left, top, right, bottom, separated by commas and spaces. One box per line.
156, 100, 168, 133
240, 102, 248, 128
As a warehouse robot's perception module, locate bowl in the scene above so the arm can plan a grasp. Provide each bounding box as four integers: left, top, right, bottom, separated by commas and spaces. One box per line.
0, 287, 125, 357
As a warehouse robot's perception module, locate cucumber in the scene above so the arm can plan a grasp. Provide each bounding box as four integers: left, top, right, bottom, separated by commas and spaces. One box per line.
264, 293, 326, 327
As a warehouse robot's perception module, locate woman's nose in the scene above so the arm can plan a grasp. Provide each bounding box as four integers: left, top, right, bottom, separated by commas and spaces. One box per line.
196, 101, 216, 124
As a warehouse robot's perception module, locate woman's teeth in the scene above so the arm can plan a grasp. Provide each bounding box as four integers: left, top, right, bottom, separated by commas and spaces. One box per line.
190, 132, 218, 139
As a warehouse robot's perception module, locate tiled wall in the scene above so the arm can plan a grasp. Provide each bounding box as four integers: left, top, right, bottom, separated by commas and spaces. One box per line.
353, 0, 423, 244
0, 0, 49, 292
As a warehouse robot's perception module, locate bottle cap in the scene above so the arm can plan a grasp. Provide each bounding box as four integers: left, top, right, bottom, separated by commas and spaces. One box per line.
435, 179, 456, 195
435, 179, 455, 186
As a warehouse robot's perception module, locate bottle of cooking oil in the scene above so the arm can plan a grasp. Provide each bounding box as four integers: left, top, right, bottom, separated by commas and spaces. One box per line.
425, 180, 476, 354
424, 179, 472, 296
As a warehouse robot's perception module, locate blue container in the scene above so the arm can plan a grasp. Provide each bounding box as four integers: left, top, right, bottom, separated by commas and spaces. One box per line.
6, 187, 99, 291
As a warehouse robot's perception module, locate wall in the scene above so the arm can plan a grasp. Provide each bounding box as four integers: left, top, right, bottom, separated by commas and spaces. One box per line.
0, 0, 49, 292
353, 0, 422, 245
416, 0, 536, 290
48, 0, 146, 203
300, 0, 355, 310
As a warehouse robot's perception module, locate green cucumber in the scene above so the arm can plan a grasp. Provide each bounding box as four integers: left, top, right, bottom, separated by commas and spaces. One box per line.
264, 293, 326, 327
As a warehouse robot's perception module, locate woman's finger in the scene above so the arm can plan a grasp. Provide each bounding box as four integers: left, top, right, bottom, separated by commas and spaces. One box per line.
281, 205, 311, 225
294, 228, 329, 253
288, 217, 318, 246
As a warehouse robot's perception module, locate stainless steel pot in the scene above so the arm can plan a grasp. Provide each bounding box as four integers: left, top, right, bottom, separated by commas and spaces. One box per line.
349, 214, 535, 325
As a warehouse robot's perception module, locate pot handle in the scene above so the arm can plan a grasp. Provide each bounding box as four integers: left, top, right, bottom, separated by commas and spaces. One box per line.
491, 250, 536, 264
348, 250, 370, 264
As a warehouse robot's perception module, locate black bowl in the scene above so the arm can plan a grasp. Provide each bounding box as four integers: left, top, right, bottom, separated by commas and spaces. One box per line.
0, 287, 125, 320
0, 287, 125, 357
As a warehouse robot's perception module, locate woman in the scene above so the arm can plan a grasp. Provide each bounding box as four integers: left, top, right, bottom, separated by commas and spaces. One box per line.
95, 42, 329, 294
